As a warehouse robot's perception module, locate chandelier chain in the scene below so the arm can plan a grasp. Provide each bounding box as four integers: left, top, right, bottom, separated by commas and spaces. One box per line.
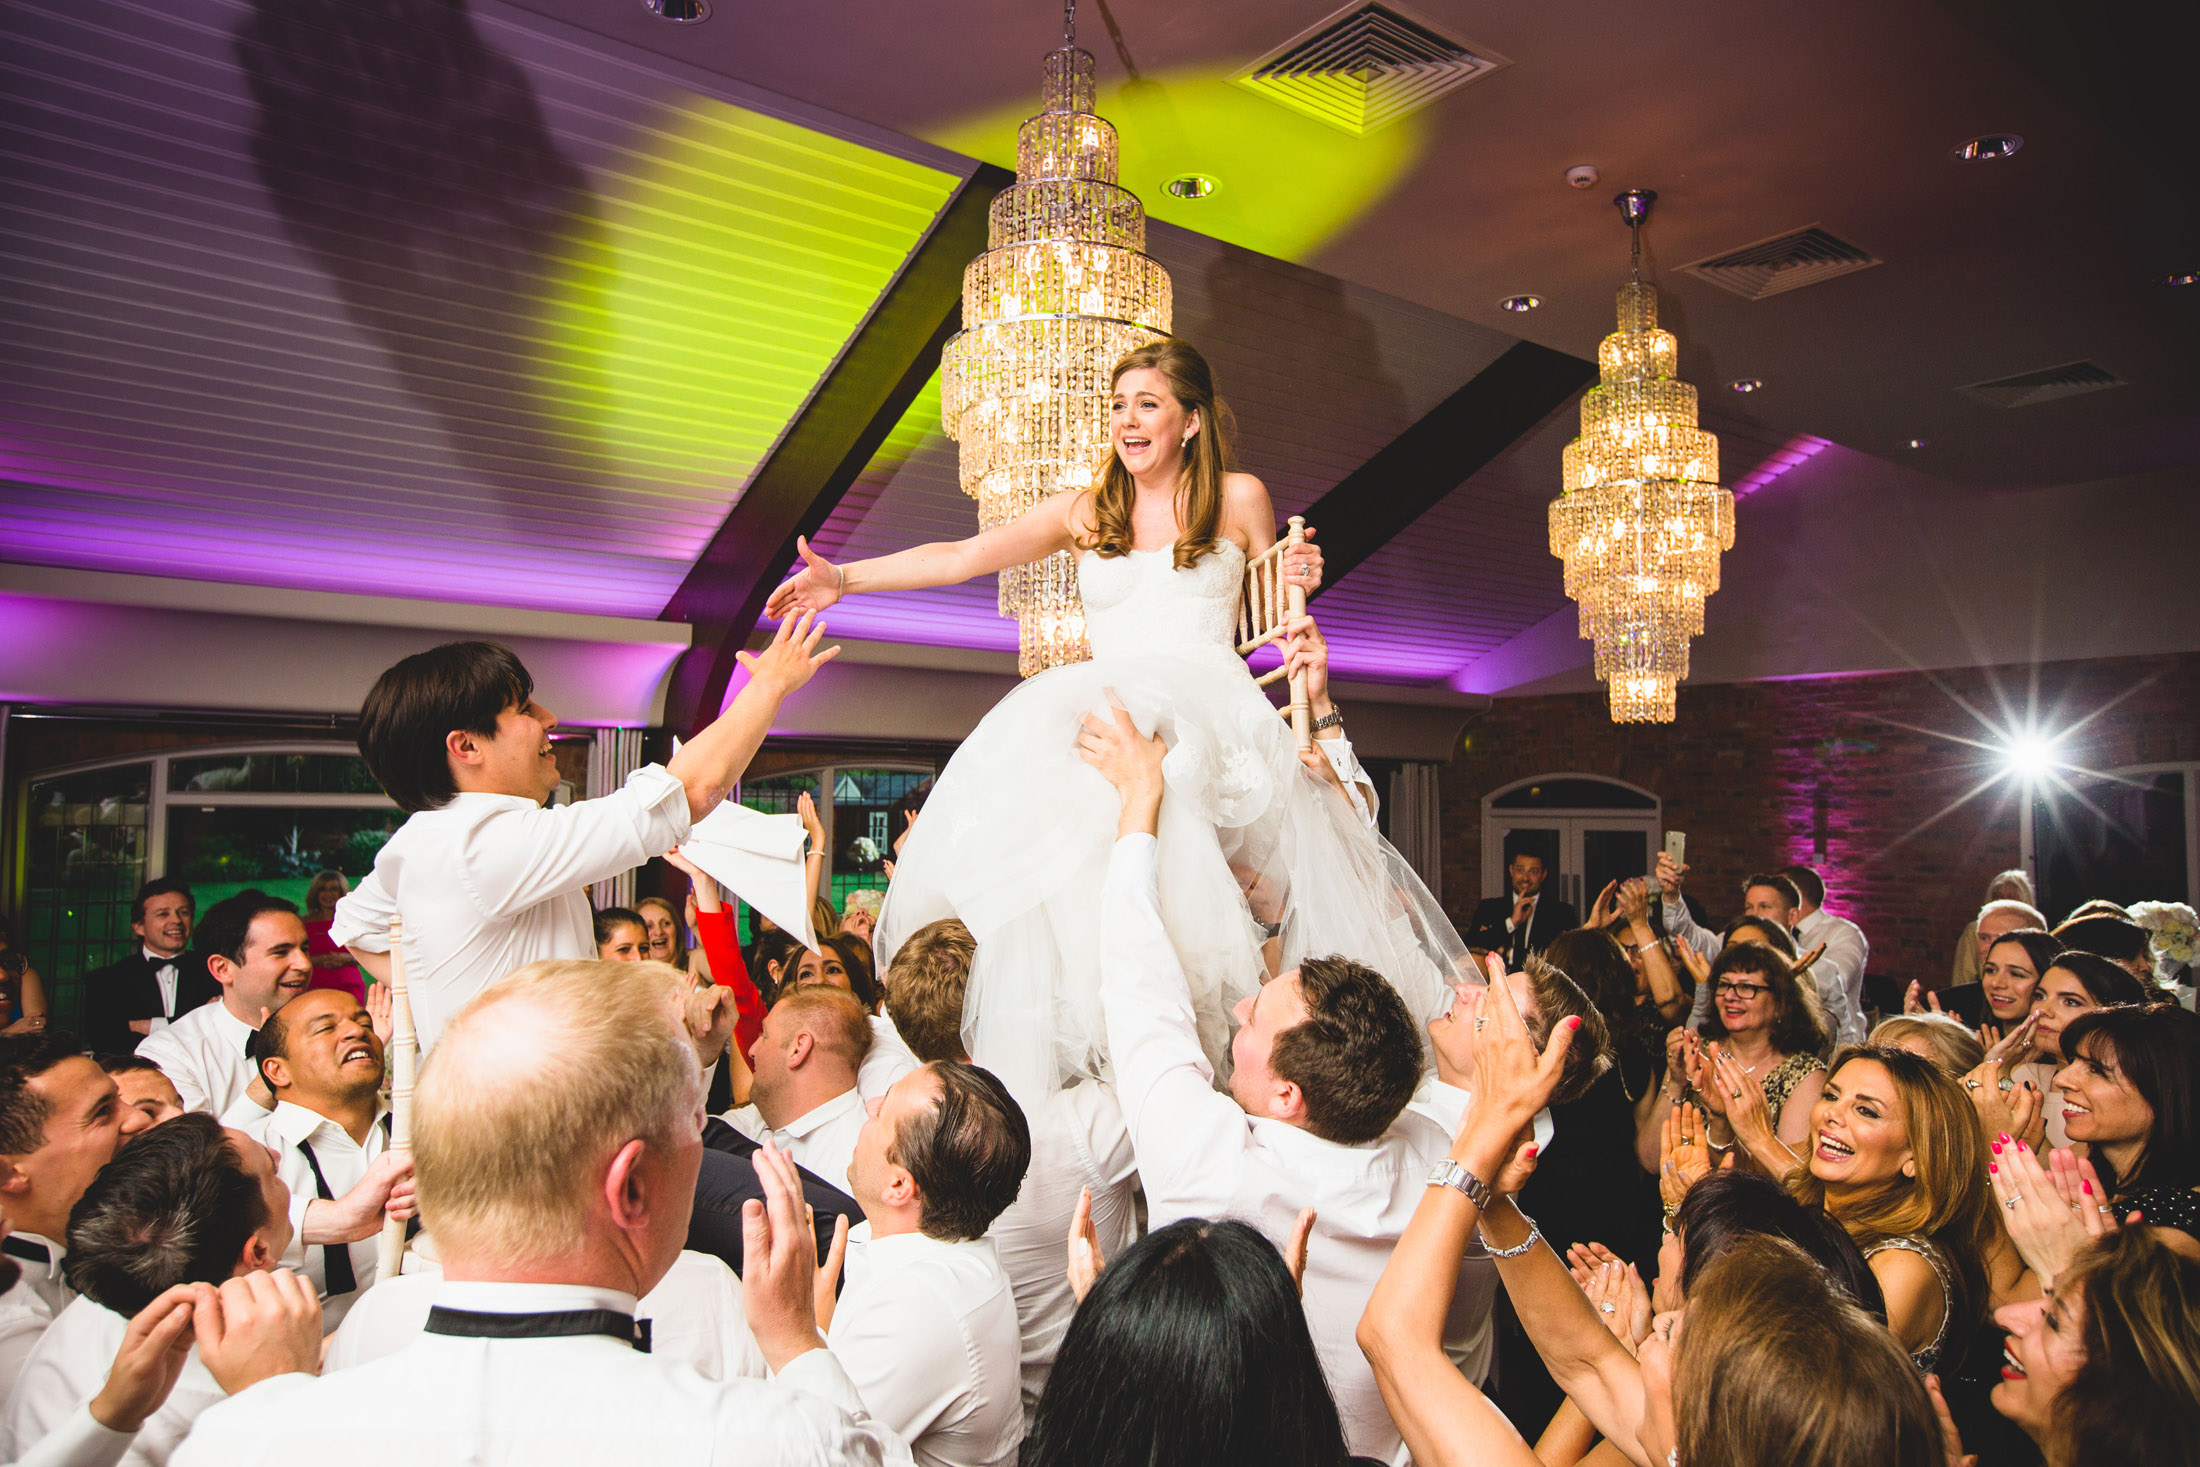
1063, 0, 1076, 46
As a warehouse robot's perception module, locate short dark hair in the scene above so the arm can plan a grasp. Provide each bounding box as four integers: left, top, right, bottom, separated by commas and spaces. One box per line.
195, 890, 299, 969
2052, 915, 2152, 966
2060, 1004, 2200, 1197
1698, 943, 1829, 1058
130, 878, 194, 926
63, 1113, 269, 1315
891, 1062, 1029, 1241
1778, 865, 1826, 908
749, 928, 806, 1005
1719, 913, 1799, 960
97, 1053, 166, 1078
357, 640, 534, 813
1675, 1169, 1884, 1318
1270, 955, 1422, 1145
2046, 951, 2152, 1010
884, 919, 976, 1063
1023, 1217, 1353, 1467
1518, 953, 1614, 1105
0, 1032, 90, 1155
592, 907, 647, 947
1741, 872, 1803, 912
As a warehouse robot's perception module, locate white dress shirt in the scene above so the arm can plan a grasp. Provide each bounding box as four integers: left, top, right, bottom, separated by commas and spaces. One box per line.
0, 1233, 72, 1402
1101, 833, 1492, 1464
329, 766, 692, 1053
142, 949, 181, 1030
228, 1101, 389, 1330
132, 1002, 256, 1118
173, 1279, 907, 1467
860, 1015, 921, 1102
324, 1252, 769, 1381
982, 1080, 1137, 1422
829, 1229, 1023, 1467
4, 1296, 224, 1467
726, 1087, 867, 1197
1796, 907, 1870, 1046
1316, 734, 1379, 826
15, 1404, 136, 1467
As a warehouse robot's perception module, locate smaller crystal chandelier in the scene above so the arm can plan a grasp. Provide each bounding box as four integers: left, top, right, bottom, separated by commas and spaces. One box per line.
1549, 189, 1735, 724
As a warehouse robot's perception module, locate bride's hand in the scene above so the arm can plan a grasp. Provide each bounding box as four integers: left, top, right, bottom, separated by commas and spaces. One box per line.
1281, 529, 1322, 594
764, 537, 844, 620
1279, 615, 1332, 709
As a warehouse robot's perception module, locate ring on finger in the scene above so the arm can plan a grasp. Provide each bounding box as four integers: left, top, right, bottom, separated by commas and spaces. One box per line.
1998, 1078, 2015, 1092
2003, 1195, 2022, 1209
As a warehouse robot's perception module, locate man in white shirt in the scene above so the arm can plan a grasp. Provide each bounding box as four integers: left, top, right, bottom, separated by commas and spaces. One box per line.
1077, 703, 1514, 1464
883, 916, 1138, 1422
1659, 858, 1851, 1040
725, 985, 871, 1192
172, 957, 905, 1467
6, 1113, 295, 1467
135, 893, 310, 1118
331, 617, 836, 1054
0, 1035, 127, 1396
833, 1060, 1027, 1467
1781, 864, 1871, 1045
233, 990, 413, 1329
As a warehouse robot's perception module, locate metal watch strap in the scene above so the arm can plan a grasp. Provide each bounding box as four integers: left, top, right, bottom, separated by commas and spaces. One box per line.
1310, 709, 1344, 733
1426, 1158, 1494, 1210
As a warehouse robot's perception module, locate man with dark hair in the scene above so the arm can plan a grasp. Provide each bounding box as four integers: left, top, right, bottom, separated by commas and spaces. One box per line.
5, 1113, 294, 1464
1780, 863, 1870, 1045
0, 1033, 124, 1395
1078, 703, 1512, 1462
885, 917, 1136, 1421
98, 1056, 185, 1139
1464, 850, 1577, 968
136, 892, 309, 1118
331, 615, 836, 1054
234, 990, 413, 1329
834, 1060, 1028, 1467
81, 880, 205, 1054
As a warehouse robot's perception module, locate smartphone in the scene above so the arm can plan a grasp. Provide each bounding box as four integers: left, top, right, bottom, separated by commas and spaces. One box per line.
1664, 830, 1686, 870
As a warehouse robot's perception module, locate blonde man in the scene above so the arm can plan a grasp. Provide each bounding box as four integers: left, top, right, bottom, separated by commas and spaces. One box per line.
173, 959, 906, 1467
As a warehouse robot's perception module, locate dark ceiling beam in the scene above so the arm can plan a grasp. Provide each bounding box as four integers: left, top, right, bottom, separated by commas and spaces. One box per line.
658, 163, 1012, 733
1300, 340, 1595, 593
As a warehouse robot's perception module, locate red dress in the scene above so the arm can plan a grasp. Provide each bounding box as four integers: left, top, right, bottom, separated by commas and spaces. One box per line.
305, 917, 368, 1004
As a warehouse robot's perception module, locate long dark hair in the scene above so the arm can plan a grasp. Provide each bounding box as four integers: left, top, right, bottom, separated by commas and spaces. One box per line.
1697, 943, 1829, 1058
2059, 1003, 2200, 1197
1086, 338, 1234, 571
1675, 1169, 1884, 1318
1022, 1218, 1352, 1467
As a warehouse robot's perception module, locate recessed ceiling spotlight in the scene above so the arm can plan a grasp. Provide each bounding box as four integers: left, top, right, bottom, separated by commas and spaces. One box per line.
1499, 294, 1542, 313
1164, 174, 1218, 199
1566, 165, 1600, 189
1729, 378, 1763, 394
2160, 270, 2200, 287
1951, 134, 2023, 162
640, 0, 709, 18
1907, 438, 1929, 449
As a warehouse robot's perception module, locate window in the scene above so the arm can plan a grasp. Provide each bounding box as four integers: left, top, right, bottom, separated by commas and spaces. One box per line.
2030, 765, 2197, 922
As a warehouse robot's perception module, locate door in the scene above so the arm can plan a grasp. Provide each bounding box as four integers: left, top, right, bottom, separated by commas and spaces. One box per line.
1484, 776, 1663, 916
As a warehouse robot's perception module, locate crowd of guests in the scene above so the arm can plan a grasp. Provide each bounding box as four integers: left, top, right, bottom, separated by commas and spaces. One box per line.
0, 632, 2194, 1467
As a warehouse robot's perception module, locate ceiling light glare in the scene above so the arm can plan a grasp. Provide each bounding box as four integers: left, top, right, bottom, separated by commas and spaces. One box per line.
1499, 293, 1542, 313
2160, 270, 2200, 287
1951, 134, 2023, 162
1729, 378, 1763, 393
1907, 438, 1928, 449
1164, 174, 1217, 199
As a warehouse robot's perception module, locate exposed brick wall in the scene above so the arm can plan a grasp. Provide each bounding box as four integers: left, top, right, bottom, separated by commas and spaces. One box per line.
1439, 652, 2200, 985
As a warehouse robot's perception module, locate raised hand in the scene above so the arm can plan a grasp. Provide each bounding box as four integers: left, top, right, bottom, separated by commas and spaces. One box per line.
1664, 1025, 1695, 1088
1660, 1102, 1725, 1209
797, 790, 826, 853
764, 537, 845, 620
1709, 1043, 1781, 1165
663, 847, 721, 912
1284, 1207, 1316, 1298
1793, 942, 1827, 974
1654, 850, 1687, 899
682, 985, 737, 1068
813, 1212, 850, 1331
1076, 697, 1167, 837
1582, 1257, 1652, 1356
1280, 527, 1323, 593
1989, 1136, 2105, 1292
1587, 880, 1621, 930
1067, 1185, 1105, 1304
734, 609, 840, 698
1926, 1374, 1978, 1467
89, 1285, 199, 1431
1279, 614, 1331, 708
366, 979, 392, 1049
743, 1141, 825, 1369
1673, 940, 1712, 993
191, 1270, 324, 1396
1456, 959, 1579, 1166
1616, 877, 1653, 928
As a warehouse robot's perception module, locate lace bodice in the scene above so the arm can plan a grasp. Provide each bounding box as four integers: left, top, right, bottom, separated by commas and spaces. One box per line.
1077, 540, 1245, 660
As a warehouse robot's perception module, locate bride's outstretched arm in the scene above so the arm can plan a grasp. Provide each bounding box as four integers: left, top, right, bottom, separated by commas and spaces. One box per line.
764, 492, 1084, 619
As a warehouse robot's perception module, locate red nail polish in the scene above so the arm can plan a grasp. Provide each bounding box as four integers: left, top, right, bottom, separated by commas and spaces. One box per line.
1990, 1162, 1998, 1174
1992, 1140, 2002, 1154
2082, 1180, 2093, 1195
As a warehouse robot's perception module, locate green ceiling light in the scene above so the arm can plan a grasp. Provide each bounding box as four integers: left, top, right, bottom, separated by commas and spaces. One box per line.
541, 96, 957, 490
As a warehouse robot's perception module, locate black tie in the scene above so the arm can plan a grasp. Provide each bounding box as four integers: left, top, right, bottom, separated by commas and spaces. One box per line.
295, 1115, 392, 1298
424, 1307, 652, 1352
1, 1237, 49, 1266
1510, 905, 1531, 968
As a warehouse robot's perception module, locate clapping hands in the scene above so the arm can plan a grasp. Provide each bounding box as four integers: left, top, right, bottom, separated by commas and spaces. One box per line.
1988, 1137, 2133, 1292
1566, 1243, 1652, 1356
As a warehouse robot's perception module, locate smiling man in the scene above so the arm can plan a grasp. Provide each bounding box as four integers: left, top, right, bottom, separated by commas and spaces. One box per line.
332, 618, 836, 1055
233, 989, 414, 1329
136, 892, 312, 1119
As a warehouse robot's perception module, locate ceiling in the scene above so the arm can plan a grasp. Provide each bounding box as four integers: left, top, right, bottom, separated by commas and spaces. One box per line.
3, 0, 2195, 715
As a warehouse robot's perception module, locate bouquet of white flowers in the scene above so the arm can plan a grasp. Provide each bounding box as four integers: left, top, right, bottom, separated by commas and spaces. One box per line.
2127, 900, 2199, 983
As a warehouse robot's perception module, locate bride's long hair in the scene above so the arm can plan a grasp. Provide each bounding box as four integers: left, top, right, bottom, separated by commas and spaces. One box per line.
1088, 337, 1236, 570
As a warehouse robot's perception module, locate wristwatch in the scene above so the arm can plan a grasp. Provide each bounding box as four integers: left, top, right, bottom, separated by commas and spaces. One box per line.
1426, 1158, 1494, 1209
1311, 708, 1344, 733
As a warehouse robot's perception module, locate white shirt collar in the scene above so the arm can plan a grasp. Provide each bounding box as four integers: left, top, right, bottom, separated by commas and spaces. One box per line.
439, 791, 552, 813
772, 1086, 864, 1141
267, 1098, 388, 1150
433, 1280, 640, 1316
143, 948, 182, 966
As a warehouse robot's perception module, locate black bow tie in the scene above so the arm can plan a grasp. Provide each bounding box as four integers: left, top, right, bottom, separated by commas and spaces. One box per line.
424, 1306, 650, 1352
1, 1237, 49, 1266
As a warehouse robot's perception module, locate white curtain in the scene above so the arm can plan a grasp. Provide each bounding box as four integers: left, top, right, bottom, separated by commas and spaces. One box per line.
1388, 761, 1443, 901
586, 727, 646, 913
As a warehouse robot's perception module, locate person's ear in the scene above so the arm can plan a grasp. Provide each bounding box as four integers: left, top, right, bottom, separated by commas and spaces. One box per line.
207, 955, 236, 990
881, 1160, 917, 1211
0, 1160, 28, 1196
785, 1032, 815, 1071
1269, 1079, 1306, 1125
1900, 1153, 1918, 1179
260, 1056, 291, 1093
239, 1231, 278, 1274
602, 1137, 652, 1232
445, 728, 485, 769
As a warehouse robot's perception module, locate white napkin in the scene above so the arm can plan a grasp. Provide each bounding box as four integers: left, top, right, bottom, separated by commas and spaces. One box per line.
679, 801, 816, 951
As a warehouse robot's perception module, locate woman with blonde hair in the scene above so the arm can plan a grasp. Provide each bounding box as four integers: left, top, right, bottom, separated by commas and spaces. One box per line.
1870, 1013, 1987, 1078
301, 867, 365, 1002
765, 337, 1462, 1101
635, 895, 686, 972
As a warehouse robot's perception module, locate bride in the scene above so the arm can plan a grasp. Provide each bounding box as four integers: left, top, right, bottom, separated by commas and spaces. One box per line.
766, 337, 1465, 1101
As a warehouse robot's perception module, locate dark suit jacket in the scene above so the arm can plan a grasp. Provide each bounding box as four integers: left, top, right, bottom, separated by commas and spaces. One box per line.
1464, 894, 1580, 962
79, 951, 218, 1056
688, 1117, 864, 1279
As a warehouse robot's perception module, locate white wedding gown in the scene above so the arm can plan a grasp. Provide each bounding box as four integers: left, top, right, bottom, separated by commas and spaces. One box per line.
876, 541, 1466, 1103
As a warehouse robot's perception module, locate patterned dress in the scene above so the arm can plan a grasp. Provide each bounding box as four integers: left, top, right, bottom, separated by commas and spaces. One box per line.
1863, 1234, 1958, 1373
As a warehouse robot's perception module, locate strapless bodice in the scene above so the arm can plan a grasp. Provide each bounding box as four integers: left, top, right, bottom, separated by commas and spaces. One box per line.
1076, 540, 1244, 660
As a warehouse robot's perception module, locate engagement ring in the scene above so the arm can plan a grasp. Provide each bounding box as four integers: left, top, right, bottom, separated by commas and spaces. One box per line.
1599, 1302, 1616, 1314
2004, 1196, 2022, 1209
1963, 1079, 1982, 1091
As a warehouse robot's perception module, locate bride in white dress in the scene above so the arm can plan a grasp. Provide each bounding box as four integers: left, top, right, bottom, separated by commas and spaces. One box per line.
765, 338, 1466, 1101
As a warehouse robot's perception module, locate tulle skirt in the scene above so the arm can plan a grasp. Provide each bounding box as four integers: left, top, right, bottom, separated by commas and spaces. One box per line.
876, 643, 1468, 1105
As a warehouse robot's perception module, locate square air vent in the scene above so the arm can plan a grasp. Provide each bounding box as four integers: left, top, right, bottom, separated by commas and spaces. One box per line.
1231, 3, 1509, 136
1680, 225, 1880, 301
1958, 360, 2126, 409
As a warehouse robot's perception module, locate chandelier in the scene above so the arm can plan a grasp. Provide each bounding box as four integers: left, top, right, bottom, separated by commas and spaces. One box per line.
1549, 189, 1734, 723
938, 2, 1171, 675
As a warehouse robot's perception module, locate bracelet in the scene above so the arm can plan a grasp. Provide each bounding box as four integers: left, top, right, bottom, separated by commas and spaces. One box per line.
833, 562, 846, 593
1478, 1210, 1542, 1259
1310, 709, 1344, 733
805, 850, 825, 862
1705, 1137, 1734, 1154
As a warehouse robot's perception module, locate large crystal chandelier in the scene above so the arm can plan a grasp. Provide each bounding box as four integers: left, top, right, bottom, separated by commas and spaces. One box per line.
1549, 190, 1735, 723
938, 2, 1171, 675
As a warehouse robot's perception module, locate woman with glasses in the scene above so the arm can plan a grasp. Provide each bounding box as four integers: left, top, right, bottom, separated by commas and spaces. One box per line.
1686, 944, 1833, 1168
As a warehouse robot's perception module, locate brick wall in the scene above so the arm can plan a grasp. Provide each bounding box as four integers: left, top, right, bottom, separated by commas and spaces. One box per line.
1438, 651, 2200, 985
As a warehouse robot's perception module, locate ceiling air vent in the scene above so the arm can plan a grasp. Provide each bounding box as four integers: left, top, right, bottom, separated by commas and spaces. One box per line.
1958, 360, 2126, 409
1231, 3, 1509, 136
1680, 225, 1880, 301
